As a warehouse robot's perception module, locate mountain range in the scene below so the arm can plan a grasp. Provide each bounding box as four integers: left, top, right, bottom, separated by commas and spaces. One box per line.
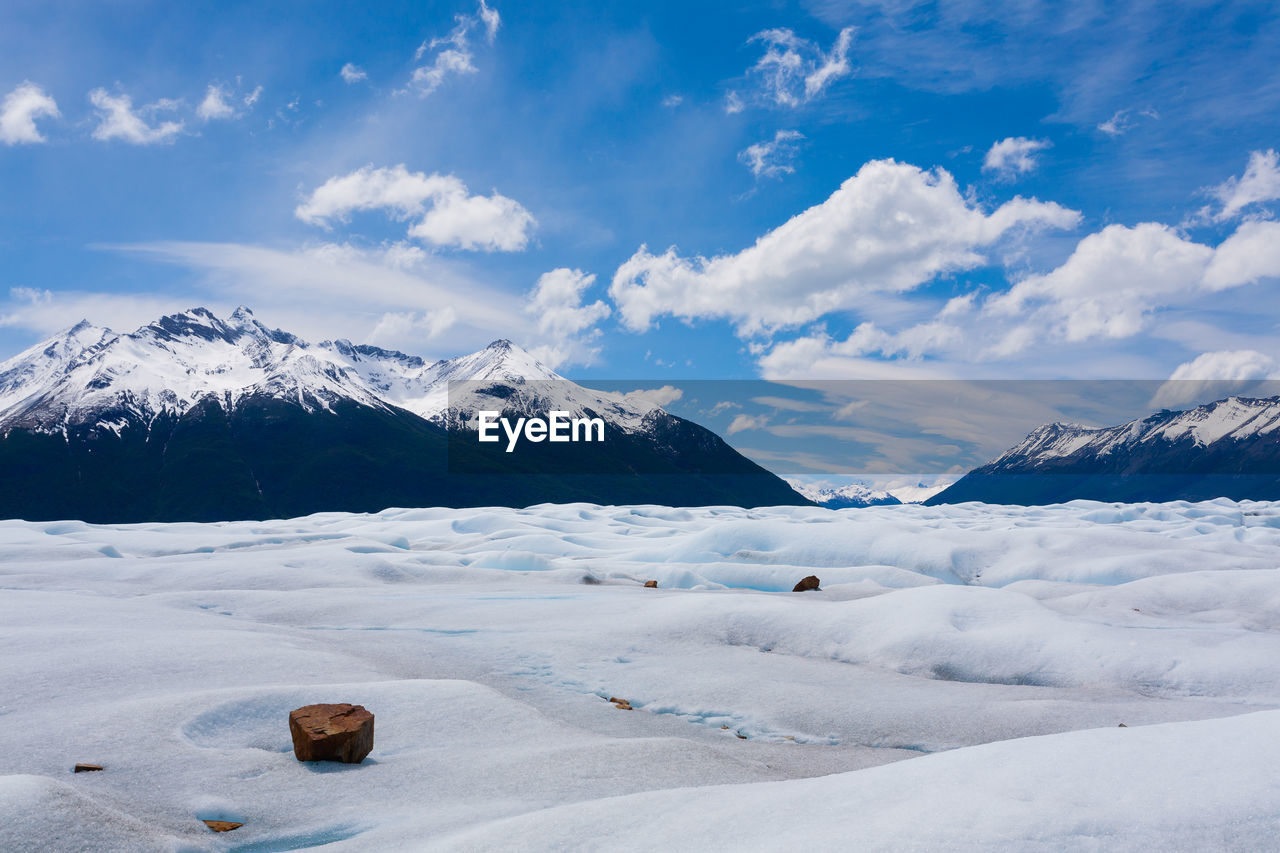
0, 307, 806, 522
929, 394, 1280, 504
786, 481, 903, 508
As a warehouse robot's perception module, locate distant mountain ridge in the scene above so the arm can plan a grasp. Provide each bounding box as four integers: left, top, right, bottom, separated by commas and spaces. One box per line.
929, 394, 1280, 505
787, 481, 902, 508
0, 307, 808, 521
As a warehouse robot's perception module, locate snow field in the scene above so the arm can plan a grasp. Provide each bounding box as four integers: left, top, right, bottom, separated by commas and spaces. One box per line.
1, 499, 1278, 850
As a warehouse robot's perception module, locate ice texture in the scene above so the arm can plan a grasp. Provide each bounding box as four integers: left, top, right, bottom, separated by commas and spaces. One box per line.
1, 499, 1278, 850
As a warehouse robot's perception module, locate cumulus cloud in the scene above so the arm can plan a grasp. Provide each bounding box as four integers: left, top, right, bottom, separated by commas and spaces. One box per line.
0, 82, 59, 144
340, 63, 368, 84
1152, 349, 1280, 407
1198, 149, 1280, 223
610, 158, 1080, 336
523, 268, 611, 368
983, 136, 1050, 179
739, 130, 804, 178
88, 89, 183, 144
406, 1, 500, 97
986, 220, 1280, 351
295, 164, 535, 252
740, 26, 854, 108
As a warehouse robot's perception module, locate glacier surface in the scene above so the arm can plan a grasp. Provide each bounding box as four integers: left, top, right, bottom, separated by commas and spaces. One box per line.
1, 500, 1278, 851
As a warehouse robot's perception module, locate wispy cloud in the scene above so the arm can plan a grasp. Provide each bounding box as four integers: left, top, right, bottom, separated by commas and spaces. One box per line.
406, 1, 501, 97
1195, 149, 1280, 224
736, 26, 854, 109
739, 129, 805, 178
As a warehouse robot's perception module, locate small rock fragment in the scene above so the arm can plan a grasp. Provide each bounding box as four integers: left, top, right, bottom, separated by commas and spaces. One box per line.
288, 703, 374, 764
607, 696, 634, 710
721, 725, 730, 730
73, 764, 103, 773
792, 575, 821, 592
643, 580, 658, 588
1118, 723, 1128, 727
201, 820, 243, 833
736, 732, 748, 740
581, 574, 601, 585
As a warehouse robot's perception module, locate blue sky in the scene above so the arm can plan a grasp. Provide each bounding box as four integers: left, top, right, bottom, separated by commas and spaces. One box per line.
3, 0, 1280, 399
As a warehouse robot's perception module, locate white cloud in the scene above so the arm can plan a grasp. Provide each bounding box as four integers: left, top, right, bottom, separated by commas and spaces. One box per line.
243, 86, 263, 107
741, 26, 854, 109
477, 0, 500, 42
618, 385, 683, 409
196, 84, 235, 121
368, 307, 457, 345
88, 88, 183, 144
610, 158, 1079, 336
524, 268, 611, 368
983, 136, 1051, 179
1152, 349, 1280, 407
1169, 349, 1279, 381
406, 1, 500, 97
662, 94, 684, 108
738, 130, 804, 178
98, 240, 531, 357
1200, 149, 1280, 223
727, 413, 771, 434
1097, 109, 1131, 136
295, 164, 535, 252
340, 63, 368, 84
409, 49, 477, 96
0, 82, 59, 144
724, 91, 744, 114
986, 220, 1280, 350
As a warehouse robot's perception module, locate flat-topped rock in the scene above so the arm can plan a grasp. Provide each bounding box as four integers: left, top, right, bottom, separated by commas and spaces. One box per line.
288, 703, 374, 764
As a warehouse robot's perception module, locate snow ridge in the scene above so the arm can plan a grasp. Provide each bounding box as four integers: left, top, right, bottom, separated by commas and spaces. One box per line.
993, 395, 1280, 468
0, 307, 665, 436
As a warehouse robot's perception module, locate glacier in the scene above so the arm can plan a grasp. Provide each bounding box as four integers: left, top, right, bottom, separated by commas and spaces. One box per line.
1, 499, 1278, 850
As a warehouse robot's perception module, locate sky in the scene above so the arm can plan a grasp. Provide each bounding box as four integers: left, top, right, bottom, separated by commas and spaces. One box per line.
2, 0, 1280, 461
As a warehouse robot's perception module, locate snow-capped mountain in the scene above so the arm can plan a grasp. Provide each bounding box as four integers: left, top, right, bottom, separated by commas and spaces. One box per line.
930, 395, 1280, 505
0, 306, 663, 435
0, 307, 806, 521
786, 481, 902, 508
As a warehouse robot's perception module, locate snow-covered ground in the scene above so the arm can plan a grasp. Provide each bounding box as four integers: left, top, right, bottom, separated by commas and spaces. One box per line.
2, 500, 1279, 851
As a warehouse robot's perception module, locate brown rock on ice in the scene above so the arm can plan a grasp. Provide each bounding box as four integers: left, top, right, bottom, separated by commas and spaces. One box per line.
202, 820, 243, 832
643, 580, 658, 588
72, 763, 103, 773
288, 703, 374, 764
792, 575, 821, 592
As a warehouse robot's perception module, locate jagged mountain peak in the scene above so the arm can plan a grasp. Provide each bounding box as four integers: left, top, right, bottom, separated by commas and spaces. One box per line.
0, 307, 662, 436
